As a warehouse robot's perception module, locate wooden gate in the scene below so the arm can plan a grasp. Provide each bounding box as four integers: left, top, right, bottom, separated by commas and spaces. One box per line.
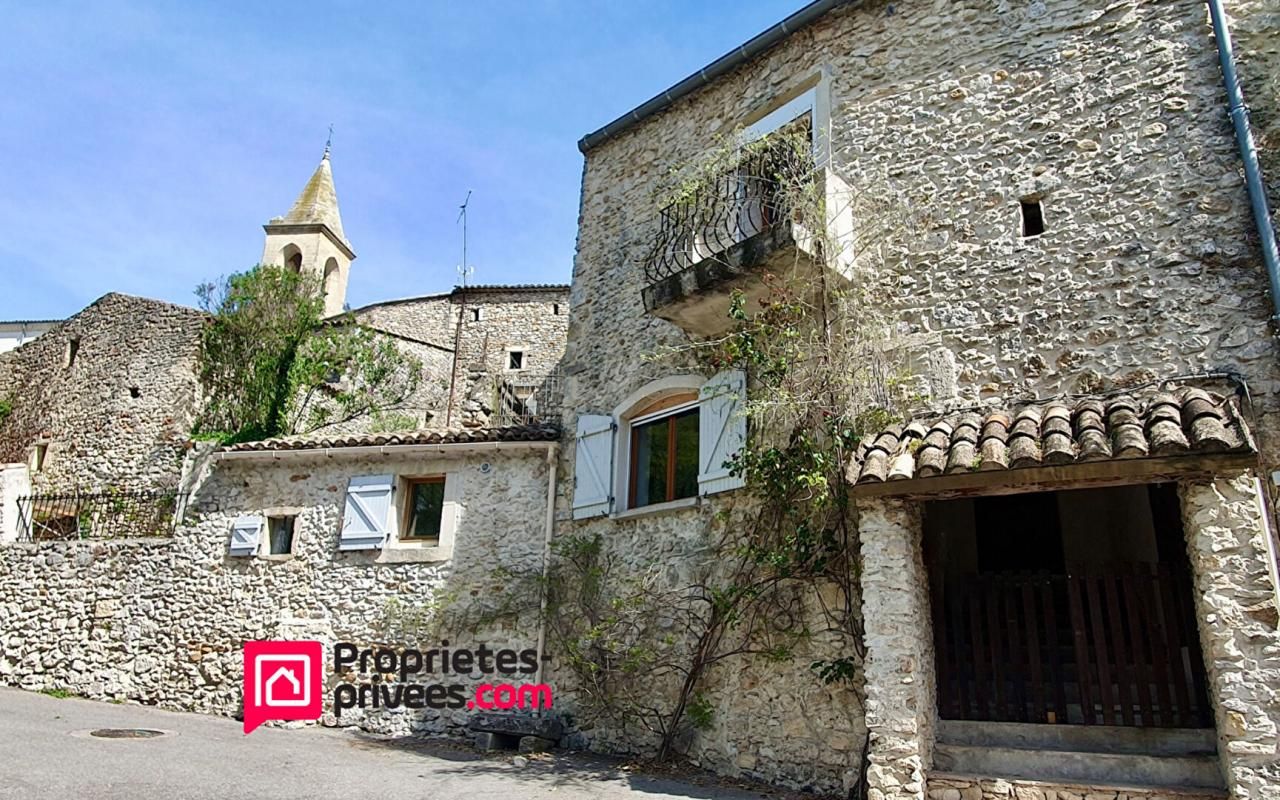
934, 564, 1213, 727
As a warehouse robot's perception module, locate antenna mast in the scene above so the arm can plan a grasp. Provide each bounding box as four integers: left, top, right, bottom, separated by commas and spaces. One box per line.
457, 190, 474, 288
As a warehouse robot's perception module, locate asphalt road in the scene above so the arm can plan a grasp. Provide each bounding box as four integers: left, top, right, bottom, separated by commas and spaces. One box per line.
0, 688, 776, 800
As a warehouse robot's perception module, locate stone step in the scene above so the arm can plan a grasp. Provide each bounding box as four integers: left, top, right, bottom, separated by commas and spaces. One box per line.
932, 743, 1223, 790
928, 772, 1228, 800
937, 720, 1217, 756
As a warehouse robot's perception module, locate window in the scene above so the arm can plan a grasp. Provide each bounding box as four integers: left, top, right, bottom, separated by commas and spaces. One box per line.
1021, 199, 1045, 237
65, 337, 80, 367
571, 372, 747, 520
629, 405, 699, 508
403, 477, 446, 541
267, 515, 296, 555
128, 386, 141, 399
470, 307, 483, 322
32, 443, 48, 472
552, 303, 563, 315
507, 350, 526, 371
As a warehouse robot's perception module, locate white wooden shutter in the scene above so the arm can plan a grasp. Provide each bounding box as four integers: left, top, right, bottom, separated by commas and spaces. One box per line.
698, 370, 747, 495
572, 414, 615, 519
229, 514, 264, 557
340, 474, 394, 550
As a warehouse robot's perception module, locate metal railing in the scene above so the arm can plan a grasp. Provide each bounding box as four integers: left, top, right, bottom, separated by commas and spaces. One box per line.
643, 138, 812, 284
15, 489, 185, 542
492, 370, 563, 427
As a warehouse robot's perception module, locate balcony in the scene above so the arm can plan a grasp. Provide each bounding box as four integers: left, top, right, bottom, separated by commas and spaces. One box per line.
640, 140, 838, 337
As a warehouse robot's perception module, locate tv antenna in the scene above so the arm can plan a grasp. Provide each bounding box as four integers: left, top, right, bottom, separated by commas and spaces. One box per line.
457, 190, 474, 288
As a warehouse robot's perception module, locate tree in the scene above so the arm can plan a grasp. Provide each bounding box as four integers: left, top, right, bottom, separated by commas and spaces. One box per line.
194, 265, 420, 443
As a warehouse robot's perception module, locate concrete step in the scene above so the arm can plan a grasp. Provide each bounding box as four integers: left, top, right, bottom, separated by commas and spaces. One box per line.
929, 772, 1228, 800
932, 743, 1224, 790
938, 720, 1217, 756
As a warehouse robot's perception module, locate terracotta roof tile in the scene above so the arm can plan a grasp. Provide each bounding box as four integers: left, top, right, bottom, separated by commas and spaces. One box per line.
220, 424, 561, 453
849, 386, 1254, 486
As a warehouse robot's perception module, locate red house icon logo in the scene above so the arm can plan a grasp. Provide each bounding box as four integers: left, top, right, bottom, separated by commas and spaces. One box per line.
243, 641, 323, 734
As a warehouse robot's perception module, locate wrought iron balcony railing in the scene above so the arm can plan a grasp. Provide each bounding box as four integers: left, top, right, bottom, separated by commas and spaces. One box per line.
643, 140, 811, 285
492, 370, 564, 428
15, 489, 185, 542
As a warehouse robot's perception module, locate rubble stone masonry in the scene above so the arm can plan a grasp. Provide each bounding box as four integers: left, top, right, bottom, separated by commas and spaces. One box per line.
562, 0, 1280, 795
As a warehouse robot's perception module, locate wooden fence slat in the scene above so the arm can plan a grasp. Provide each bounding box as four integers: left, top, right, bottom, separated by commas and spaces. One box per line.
1022, 577, 1046, 723
1040, 575, 1069, 723
1103, 571, 1135, 726
968, 585, 990, 721
1066, 572, 1096, 725
986, 581, 1005, 719
1084, 569, 1117, 726
1120, 563, 1157, 726
1156, 564, 1193, 727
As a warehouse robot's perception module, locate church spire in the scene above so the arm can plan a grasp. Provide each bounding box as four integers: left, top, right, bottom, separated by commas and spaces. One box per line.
277, 147, 348, 246
261, 142, 356, 318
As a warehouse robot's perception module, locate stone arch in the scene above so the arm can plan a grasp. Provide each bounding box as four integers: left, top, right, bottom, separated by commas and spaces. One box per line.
282, 244, 303, 272
322, 257, 340, 300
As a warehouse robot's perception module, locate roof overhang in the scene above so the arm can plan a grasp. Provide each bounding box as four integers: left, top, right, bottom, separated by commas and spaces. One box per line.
848, 384, 1259, 500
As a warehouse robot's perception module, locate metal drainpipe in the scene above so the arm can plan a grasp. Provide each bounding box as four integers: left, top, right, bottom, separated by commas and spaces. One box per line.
533, 442, 558, 713
1207, 0, 1280, 323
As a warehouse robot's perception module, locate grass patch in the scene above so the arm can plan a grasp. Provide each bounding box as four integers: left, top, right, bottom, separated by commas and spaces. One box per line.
39, 688, 75, 699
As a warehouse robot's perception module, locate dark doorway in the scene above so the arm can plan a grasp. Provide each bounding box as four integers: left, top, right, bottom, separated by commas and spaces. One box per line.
924, 483, 1212, 728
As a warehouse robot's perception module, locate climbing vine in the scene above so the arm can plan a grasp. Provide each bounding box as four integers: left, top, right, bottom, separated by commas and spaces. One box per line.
547, 124, 925, 792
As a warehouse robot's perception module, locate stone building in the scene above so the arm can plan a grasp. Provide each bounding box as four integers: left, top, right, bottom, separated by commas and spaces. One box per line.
263, 148, 570, 434
261, 146, 355, 319
350, 284, 569, 430
561, 1, 1280, 798
0, 292, 205, 495
0, 424, 559, 735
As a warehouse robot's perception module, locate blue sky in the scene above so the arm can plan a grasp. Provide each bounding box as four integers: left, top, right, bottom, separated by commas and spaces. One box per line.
0, 1, 799, 319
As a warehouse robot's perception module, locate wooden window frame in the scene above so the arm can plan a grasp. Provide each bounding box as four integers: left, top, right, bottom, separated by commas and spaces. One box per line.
401, 476, 446, 542
628, 403, 699, 509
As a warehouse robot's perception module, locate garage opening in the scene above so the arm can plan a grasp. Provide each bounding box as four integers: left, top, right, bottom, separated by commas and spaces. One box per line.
923, 483, 1212, 728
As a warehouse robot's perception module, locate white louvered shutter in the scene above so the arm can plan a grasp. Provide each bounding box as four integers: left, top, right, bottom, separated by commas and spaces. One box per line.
339, 475, 394, 550
572, 415, 615, 519
229, 515, 264, 557
698, 370, 747, 495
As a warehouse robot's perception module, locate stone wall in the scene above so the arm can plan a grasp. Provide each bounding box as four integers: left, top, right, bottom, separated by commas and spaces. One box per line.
542, 499, 869, 795
0, 445, 553, 737
0, 293, 205, 492
569, 0, 1280, 466
562, 0, 1280, 792
353, 286, 569, 430
1180, 473, 1280, 800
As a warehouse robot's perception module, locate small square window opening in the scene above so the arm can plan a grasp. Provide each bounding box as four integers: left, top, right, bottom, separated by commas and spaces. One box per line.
1021, 199, 1045, 237
507, 350, 525, 371
267, 515, 296, 555
470, 307, 483, 322
404, 478, 446, 542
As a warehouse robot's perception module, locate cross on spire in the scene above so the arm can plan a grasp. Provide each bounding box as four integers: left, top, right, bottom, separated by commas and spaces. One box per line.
323, 123, 334, 159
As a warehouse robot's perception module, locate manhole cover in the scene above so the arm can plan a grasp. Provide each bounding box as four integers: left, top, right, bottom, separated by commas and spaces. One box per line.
88, 728, 166, 739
